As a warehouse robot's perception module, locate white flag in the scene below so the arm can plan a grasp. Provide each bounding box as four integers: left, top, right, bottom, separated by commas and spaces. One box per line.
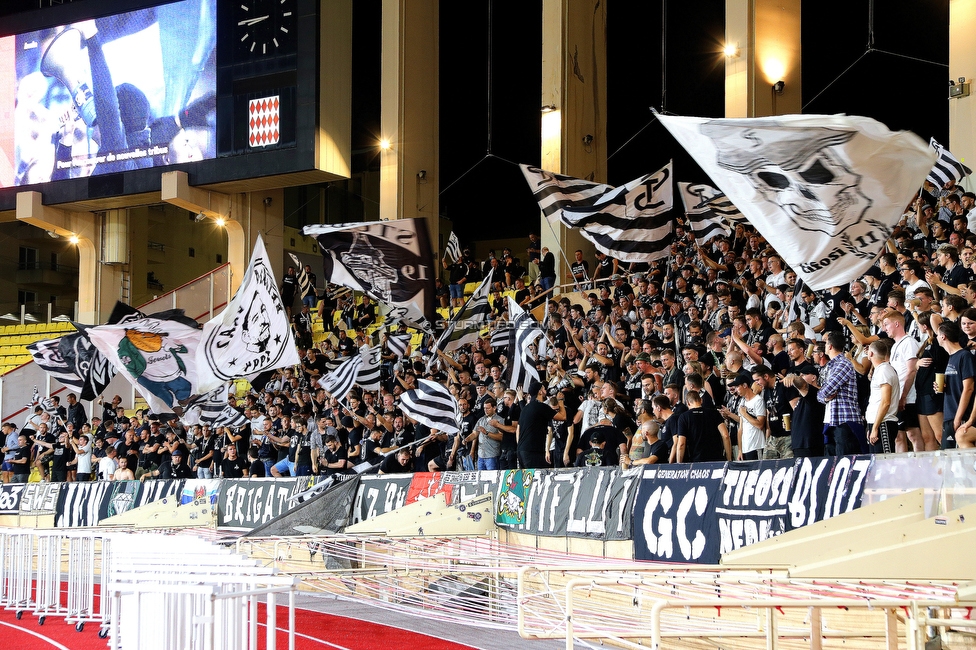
657, 113, 936, 290
87, 316, 202, 416
196, 235, 300, 393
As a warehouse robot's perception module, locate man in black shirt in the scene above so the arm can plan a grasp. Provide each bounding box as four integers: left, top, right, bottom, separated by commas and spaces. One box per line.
517, 381, 566, 469
219, 445, 249, 478
146, 448, 195, 480
673, 391, 731, 463
378, 447, 413, 474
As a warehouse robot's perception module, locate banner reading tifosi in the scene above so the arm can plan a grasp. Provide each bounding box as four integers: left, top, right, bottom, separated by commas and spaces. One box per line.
632, 455, 876, 563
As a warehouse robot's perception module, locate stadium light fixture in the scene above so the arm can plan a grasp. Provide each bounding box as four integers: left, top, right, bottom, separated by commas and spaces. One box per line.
723, 43, 739, 58
379, 138, 391, 151
68, 234, 80, 245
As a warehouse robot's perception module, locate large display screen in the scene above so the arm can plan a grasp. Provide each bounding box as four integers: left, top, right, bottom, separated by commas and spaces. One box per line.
1, 0, 216, 188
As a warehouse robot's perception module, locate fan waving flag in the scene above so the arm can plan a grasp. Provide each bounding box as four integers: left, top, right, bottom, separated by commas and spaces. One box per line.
197, 235, 300, 394
399, 379, 460, 434
288, 253, 315, 301
507, 297, 543, 391
521, 163, 674, 263
657, 113, 936, 290
385, 332, 412, 359
317, 354, 363, 402
357, 346, 382, 392
433, 269, 494, 355
678, 182, 732, 244
927, 138, 972, 190
444, 231, 462, 263
304, 219, 435, 335
181, 384, 230, 427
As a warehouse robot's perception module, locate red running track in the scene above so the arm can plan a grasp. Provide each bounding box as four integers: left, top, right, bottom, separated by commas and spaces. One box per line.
0, 588, 476, 650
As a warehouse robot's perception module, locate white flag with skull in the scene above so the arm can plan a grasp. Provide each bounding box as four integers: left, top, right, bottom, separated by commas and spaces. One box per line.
657, 113, 936, 290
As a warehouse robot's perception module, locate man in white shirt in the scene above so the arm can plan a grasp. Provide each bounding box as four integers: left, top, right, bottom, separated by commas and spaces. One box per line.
729, 375, 766, 461
866, 340, 901, 455
98, 447, 118, 481
882, 310, 921, 453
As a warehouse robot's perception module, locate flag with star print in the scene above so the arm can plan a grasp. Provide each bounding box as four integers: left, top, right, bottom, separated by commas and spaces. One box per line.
196, 234, 300, 393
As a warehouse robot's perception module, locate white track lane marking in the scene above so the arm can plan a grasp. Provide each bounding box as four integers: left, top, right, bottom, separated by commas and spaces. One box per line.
0, 620, 73, 650
256, 621, 352, 650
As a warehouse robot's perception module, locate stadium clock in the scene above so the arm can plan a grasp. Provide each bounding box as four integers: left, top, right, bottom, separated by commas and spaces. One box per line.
236, 0, 295, 58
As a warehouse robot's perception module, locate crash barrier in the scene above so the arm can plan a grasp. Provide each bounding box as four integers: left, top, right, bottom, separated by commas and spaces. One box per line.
0, 529, 111, 631
0, 528, 297, 648
235, 534, 635, 629
108, 533, 298, 650
516, 567, 973, 650
1, 450, 971, 563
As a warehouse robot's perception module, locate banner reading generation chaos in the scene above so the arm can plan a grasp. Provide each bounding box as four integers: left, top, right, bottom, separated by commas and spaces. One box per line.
0, 0, 216, 188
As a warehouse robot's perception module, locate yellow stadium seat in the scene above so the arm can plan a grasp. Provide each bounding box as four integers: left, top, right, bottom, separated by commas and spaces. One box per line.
24, 324, 37, 333
463, 282, 480, 295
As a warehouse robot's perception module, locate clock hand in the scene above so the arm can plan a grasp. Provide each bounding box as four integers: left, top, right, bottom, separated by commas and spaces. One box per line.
237, 15, 270, 26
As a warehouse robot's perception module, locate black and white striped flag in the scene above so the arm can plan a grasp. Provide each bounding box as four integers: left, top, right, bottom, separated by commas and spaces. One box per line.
385, 332, 412, 359
507, 297, 542, 391
399, 379, 460, 434
214, 405, 248, 429
489, 325, 510, 351
678, 182, 732, 244
41, 396, 59, 417
433, 269, 494, 355
521, 163, 674, 263
181, 385, 230, 427
785, 278, 806, 325
28, 332, 118, 401
444, 231, 462, 263
703, 192, 746, 222
318, 354, 363, 401
357, 346, 382, 392
927, 138, 971, 190
288, 253, 315, 300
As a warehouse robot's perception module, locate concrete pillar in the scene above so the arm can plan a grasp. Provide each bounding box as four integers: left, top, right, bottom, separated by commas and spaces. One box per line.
725, 0, 801, 118
161, 171, 284, 294
951, 0, 976, 168
379, 0, 439, 252
540, 0, 607, 289
15, 191, 102, 323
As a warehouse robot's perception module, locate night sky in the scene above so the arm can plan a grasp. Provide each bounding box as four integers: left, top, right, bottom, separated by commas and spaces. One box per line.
432, 0, 949, 246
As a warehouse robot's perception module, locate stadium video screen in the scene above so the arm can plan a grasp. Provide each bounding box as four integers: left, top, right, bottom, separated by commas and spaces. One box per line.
0, 0, 216, 188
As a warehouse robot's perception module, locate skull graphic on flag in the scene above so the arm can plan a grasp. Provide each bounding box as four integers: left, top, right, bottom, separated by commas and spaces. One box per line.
248, 96, 280, 148
701, 121, 870, 238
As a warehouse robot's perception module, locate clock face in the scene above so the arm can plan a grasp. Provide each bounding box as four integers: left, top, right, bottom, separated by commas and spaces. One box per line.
236, 0, 295, 58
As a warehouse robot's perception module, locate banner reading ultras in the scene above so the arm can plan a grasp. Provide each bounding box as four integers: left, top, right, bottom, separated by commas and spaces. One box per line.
2, 0, 217, 188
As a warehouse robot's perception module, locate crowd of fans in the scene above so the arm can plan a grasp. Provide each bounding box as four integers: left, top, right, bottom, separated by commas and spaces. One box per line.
4, 184, 976, 483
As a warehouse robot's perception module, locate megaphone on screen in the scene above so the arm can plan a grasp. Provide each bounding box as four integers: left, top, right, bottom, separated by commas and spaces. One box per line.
40, 27, 97, 128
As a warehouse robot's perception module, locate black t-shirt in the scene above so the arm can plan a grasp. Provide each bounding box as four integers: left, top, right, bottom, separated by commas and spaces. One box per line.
674, 407, 727, 462
516, 400, 557, 455
578, 425, 627, 465
790, 385, 826, 454
12, 445, 29, 471
643, 439, 669, 464
379, 454, 412, 474
361, 437, 384, 463
575, 446, 613, 467
571, 260, 590, 281
51, 441, 72, 472
220, 456, 248, 479
288, 432, 313, 466
248, 459, 266, 478
321, 445, 349, 475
